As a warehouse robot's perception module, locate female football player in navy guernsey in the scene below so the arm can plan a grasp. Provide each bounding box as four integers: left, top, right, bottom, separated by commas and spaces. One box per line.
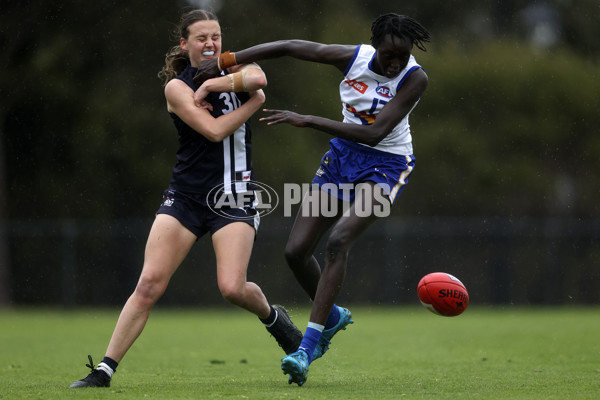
69, 9, 303, 388
194, 13, 430, 386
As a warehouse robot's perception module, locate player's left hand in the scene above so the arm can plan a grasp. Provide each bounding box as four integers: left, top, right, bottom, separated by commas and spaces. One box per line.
259, 109, 308, 127
196, 99, 213, 111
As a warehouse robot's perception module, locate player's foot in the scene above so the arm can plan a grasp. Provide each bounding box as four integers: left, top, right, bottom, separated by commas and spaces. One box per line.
281, 350, 310, 386
312, 306, 353, 361
266, 305, 303, 355
69, 355, 111, 388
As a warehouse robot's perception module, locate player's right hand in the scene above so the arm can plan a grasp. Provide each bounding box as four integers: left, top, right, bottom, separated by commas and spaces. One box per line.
259, 109, 308, 127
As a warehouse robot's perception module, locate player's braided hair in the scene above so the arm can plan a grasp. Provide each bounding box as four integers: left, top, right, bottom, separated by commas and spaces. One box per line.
158, 10, 218, 86
370, 13, 430, 52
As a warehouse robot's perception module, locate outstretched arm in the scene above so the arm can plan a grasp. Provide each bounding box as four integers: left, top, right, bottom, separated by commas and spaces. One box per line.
194, 40, 356, 83
259, 69, 428, 146
235, 40, 355, 70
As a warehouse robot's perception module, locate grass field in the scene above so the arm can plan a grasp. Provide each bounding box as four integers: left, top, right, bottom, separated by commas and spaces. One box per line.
1, 306, 599, 399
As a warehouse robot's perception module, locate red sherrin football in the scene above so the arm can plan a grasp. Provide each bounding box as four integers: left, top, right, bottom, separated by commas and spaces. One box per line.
417, 272, 469, 316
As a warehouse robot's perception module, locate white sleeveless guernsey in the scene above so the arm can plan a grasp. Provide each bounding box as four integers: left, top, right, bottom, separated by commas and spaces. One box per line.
339, 44, 423, 155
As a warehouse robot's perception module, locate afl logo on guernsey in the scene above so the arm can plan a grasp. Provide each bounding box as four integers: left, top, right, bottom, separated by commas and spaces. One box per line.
376, 86, 392, 98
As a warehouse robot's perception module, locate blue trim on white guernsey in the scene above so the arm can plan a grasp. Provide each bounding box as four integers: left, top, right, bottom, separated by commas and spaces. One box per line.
343, 45, 361, 76
367, 53, 376, 73
395, 65, 422, 91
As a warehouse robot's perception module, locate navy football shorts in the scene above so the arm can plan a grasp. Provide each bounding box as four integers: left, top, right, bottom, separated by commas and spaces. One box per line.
312, 138, 416, 204
156, 188, 260, 238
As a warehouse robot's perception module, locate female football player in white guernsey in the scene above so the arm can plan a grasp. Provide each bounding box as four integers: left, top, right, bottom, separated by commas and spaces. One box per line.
194, 13, 430, 386
69, 9, 303, 388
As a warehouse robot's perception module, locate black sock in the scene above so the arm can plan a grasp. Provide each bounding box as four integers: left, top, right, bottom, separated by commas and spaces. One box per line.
259, 306, 277, 326
101, 356, 118, 372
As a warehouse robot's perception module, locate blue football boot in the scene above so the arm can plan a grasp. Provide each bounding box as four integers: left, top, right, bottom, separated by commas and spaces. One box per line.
312, 306, 353, 361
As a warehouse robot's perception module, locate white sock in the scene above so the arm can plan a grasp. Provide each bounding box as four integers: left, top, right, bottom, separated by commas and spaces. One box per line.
97, 362, 114, 378
263, 308, 279, 328
307, 321, 325, 332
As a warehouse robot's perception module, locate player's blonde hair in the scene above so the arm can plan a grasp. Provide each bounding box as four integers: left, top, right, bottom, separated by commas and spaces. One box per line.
157, 10, 219, 86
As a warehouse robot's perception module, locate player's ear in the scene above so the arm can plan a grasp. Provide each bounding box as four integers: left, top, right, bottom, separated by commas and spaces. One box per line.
180, 37, 188, 51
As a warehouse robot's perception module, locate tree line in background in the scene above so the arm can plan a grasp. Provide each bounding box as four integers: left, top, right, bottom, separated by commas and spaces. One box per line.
1, 0, 599, 304
2, 0, 599, 221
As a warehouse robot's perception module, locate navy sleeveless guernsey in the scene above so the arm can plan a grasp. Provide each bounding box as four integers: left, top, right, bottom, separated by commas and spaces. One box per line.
168, 64, 255, 205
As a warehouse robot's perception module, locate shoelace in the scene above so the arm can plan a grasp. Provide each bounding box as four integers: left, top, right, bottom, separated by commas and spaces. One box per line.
85, 354, 97, 372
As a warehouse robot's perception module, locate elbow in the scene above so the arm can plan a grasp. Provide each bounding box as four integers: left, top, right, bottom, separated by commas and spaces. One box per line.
253, 74, 267, 89
364, 138, 381, 147
205, 136, 222, 143
244, 68, 267, 90
363, 130, 388, 147
202, 128, 226, 143
204, 134, 222, 143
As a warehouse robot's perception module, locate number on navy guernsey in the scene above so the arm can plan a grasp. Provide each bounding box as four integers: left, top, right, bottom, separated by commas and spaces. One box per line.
220, 92, 242, 114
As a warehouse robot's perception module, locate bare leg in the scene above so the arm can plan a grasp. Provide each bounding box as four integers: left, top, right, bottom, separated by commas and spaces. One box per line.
309, 182, 386, 325
105, 214, 197, 362
280, 183, 386, 386
212, 222, 270, 319
284, 187, 341, 299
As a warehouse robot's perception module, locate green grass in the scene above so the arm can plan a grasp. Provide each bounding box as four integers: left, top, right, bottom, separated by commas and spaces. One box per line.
1, 306, 599, 399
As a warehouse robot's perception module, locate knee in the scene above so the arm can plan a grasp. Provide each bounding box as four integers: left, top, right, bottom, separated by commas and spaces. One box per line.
325, 229, 352, 257
218, 281, 244, 305
134, 274, 167, 309
284, 240, 308, 267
